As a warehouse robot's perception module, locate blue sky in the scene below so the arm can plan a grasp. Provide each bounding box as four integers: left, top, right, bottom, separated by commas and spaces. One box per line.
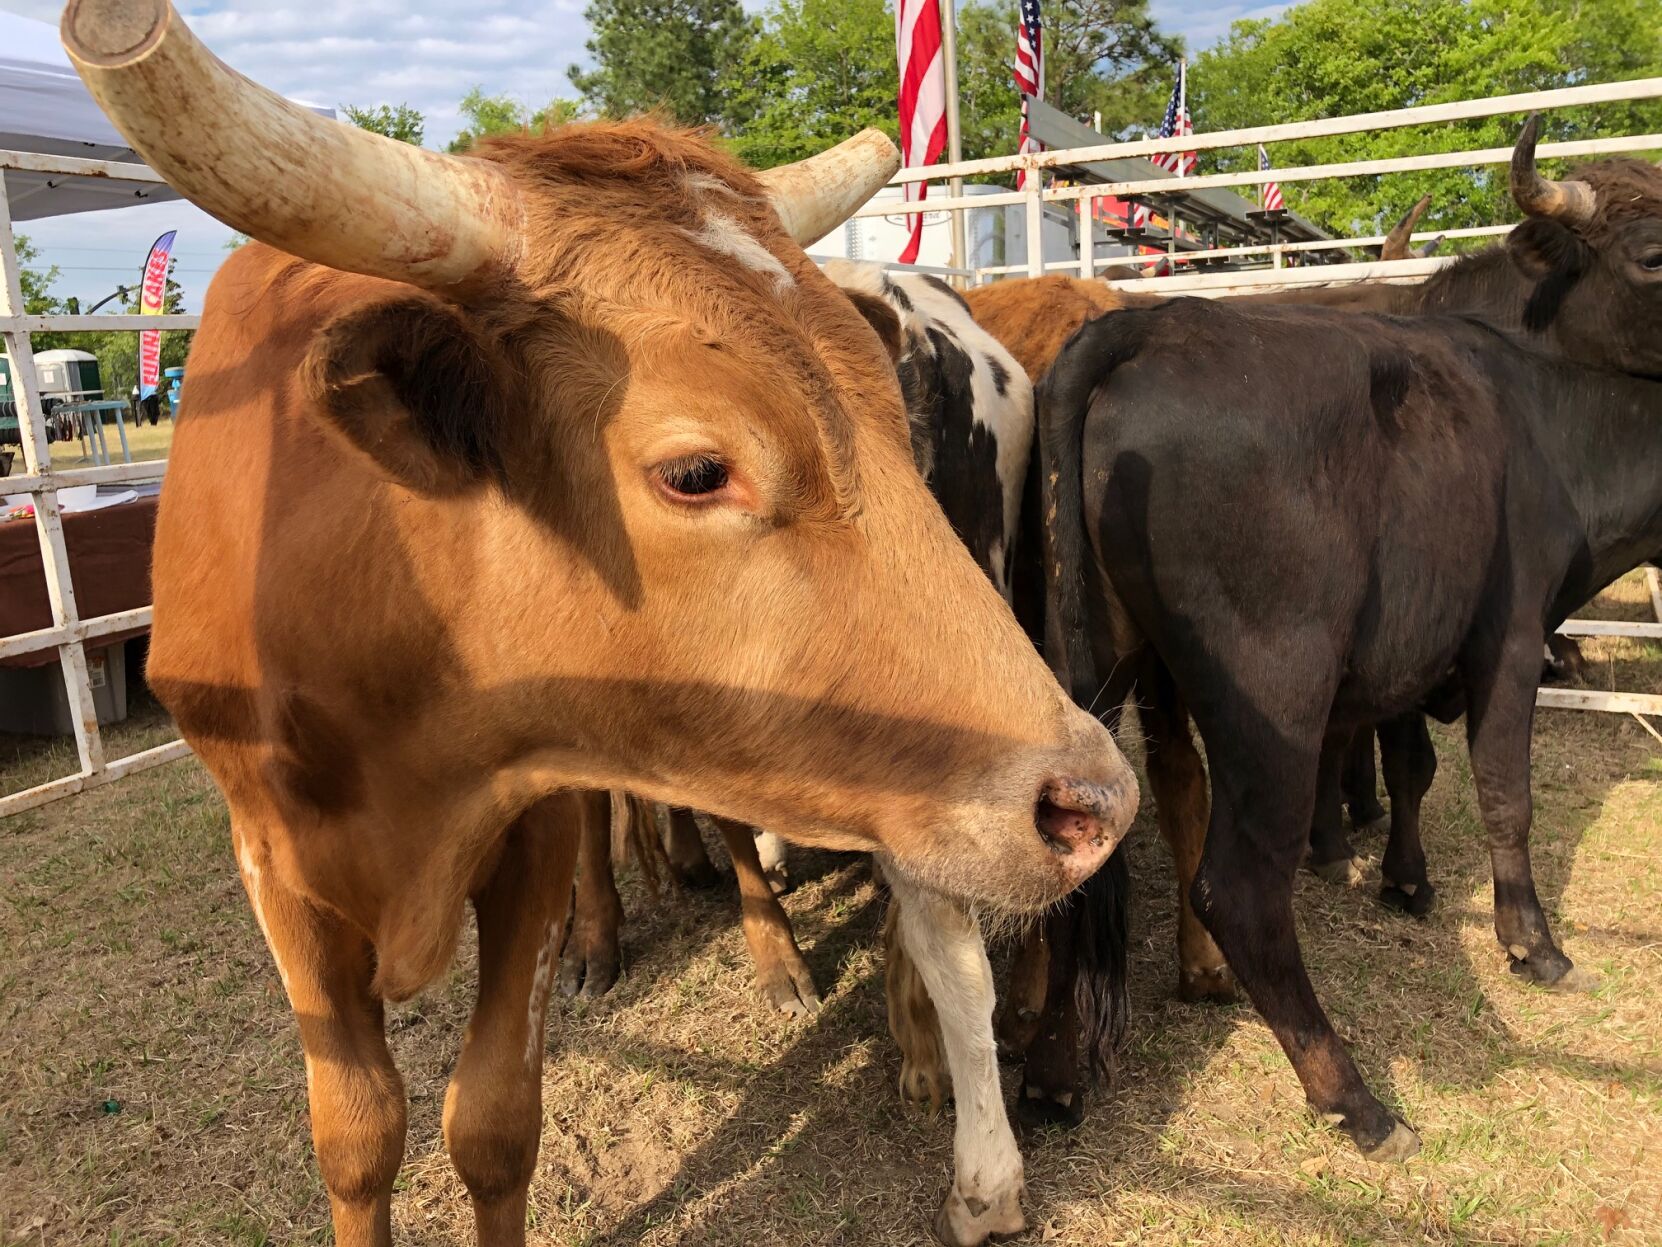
4, 0, 1286, 310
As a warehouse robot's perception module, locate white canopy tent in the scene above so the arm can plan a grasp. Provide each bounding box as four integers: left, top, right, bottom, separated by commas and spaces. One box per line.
0, 9, 183, 221
0, 9, 332, 222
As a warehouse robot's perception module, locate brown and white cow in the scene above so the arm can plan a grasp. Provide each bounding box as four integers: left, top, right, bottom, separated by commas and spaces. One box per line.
61, 3, 1138, 1244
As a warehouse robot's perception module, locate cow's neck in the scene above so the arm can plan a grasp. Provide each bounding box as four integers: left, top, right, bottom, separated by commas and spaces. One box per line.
1407, 248, 1530, 325
1512, 349, 1662, 607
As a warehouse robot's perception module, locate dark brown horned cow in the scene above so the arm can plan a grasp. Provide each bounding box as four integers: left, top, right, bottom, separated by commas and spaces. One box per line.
1040, 118, 1662, 1160
62, 3, 1139, 1244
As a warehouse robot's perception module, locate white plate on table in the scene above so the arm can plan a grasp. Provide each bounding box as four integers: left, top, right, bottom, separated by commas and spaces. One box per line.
61, 488, 138, 513
3, 487, 139, 513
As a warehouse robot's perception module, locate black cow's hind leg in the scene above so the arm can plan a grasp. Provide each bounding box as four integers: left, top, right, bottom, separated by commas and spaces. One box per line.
1464, 636, 1591, 990
1377, 714, 1437, 916
1308, 732, 1363, 885
1194, 704, 1417, 1161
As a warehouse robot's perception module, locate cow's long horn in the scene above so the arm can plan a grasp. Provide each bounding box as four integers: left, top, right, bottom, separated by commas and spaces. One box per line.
1510, 113, 1596, 226
757, 130, 901, 247
61, 0, 521, 296
1380, 195, 1431, 260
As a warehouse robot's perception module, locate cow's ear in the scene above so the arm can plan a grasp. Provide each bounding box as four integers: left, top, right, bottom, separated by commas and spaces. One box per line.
1507, 218, 1594, 331
842, 288, 904, 364
300, 295, 507, 495
1507, 217, 1592, 281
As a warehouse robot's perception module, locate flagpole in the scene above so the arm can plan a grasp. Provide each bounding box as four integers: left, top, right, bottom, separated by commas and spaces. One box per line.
1170, 58, 1186, 266
939, 0, 966, 280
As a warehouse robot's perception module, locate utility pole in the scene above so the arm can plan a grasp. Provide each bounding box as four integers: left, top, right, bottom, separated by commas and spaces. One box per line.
939, 0, 966, 278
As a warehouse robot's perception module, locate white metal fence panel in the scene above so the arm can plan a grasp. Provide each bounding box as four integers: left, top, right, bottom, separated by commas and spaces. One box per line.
0, 156, 194, 819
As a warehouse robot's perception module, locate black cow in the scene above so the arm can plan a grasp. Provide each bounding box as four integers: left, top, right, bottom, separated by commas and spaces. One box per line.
1039, 117, 1662, 1160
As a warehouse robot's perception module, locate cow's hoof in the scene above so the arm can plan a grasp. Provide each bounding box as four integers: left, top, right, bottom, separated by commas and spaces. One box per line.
1505, 944, 1584, 990
1016, 1083, 1084, 1131
1359, 1120, 1421, 1163
1352, 811, 1390, 837
1379, 879, 1437, 917
757, 959, 821, 1017
933, 1183, 1025, 1247
1178, 964, 1241, 1005
1507, 945, 1598, 993
1310, 856, 1365, 887
557, 942, 620, 999
900, 1056, 952, 1114
671, 858, 722, 891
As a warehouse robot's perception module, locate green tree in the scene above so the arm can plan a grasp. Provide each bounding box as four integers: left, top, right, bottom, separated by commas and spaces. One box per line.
341, 102, 426, 145
1191, 0, 1662, 237
570, 0, 752, 126
721, 0, 897, 168
720, 0, 1179, 175
79, 261, 192, 400
957, 0, 1181, 161
13, 235, 73, 352
446, 89, 584, 153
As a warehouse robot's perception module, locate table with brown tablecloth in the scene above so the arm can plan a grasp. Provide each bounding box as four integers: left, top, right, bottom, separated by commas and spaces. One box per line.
0, 497, 158, 667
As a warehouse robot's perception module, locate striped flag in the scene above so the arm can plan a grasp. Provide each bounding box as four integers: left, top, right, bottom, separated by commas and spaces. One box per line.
1150, 62, 1195, 176
1013, 0, 1044, 191
896, 0, 947, 264
1133, 62, 1194, 228
138, 230, 176, 400
1259, 145, 1285, 212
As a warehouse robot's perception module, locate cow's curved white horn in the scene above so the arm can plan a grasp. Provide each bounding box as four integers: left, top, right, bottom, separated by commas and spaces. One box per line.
1510, 113, 1596, 227
757, 130, 901, 247
61, 0, 521, 296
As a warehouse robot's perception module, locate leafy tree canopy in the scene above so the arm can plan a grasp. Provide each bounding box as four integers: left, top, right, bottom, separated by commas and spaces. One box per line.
341, 102, 426, 145
1191, 0, 1662, 237
721, 0, 897, 168
446, 89, 583, 153
721, 0, 1180, 175
571, 0, 751, 126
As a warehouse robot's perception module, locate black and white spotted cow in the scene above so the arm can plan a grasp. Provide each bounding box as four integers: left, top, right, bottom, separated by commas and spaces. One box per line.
827, 262, 1034, 599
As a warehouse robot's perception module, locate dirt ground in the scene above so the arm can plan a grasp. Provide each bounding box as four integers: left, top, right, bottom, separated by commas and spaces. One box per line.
1, 575, 1658, 1246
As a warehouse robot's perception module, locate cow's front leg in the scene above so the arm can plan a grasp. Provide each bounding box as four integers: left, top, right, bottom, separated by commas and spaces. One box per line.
446, 795, 583, 1245
885, 870, 1024, 1247
711, 816, 819, 1015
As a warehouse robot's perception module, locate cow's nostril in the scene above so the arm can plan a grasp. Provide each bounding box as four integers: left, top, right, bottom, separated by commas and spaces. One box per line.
1035, 777, 1112, 854
1036, 798, 1097, 854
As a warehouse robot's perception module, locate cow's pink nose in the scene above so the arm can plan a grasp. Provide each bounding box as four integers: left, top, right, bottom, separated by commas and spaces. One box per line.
1036, 775, 1133, 854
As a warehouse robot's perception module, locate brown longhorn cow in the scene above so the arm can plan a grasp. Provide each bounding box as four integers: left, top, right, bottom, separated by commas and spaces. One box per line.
61, 3, 1139, 1243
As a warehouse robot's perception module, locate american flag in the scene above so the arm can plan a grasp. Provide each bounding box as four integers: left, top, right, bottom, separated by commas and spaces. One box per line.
1150, 62, 1195, 176
1259, 144, 1285, 212
1013, 0, 1044, 191
1133, 62, 1194, 228
895, 0, 947, 264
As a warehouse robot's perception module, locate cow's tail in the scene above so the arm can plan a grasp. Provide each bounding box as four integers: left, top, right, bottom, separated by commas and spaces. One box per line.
1037, 305, 1151, 711
1037, 308, 1154, 1090
1075, 843, 1132, 1085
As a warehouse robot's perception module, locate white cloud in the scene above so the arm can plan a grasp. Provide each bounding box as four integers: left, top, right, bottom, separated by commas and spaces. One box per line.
1148, 0, 1290, 51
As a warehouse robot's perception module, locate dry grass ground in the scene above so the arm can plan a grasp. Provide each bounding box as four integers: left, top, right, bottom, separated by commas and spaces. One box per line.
1, 576, 1658, 1246
45, 418, 174, 470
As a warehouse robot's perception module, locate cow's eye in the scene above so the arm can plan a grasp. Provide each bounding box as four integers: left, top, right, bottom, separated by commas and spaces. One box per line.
1641, 252, 1662, 272
654, 454, 730, 500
